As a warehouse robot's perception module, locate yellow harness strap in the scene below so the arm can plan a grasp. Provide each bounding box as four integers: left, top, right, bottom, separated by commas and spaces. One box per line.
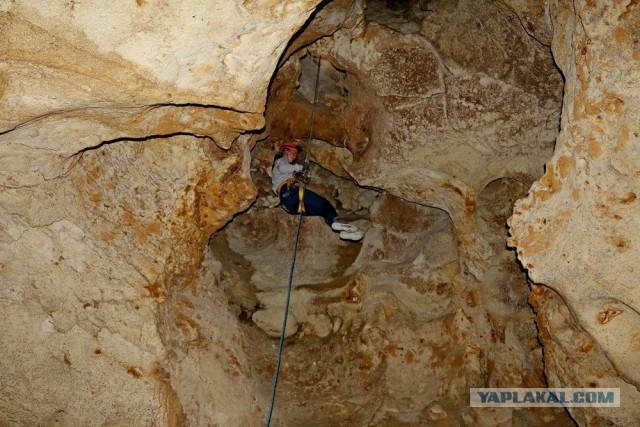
275, 177, 306, 213
297, 184, 305, 213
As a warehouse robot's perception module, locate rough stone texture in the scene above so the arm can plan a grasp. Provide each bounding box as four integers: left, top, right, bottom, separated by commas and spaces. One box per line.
266, 0, 562, 280
158, 249, 263, 426
280, 0, 362, 65
3, 0, 637, 425
509, 0, 640, 423
208, 0, 571, 424
0, 0, 327, 190
497, 0, 553, 45
212, 171, 572, 424
0, 0, 321, 115
0, 136, 258, 425
0, 1, 322, 425
530, 285, 640, 426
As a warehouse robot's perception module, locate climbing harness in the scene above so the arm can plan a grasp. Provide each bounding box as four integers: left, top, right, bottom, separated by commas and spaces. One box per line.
297, 184, 306, 214
265, 54, 322, 427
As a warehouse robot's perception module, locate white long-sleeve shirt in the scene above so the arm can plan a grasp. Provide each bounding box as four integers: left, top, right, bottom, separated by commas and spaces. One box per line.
272, 157, 303, 194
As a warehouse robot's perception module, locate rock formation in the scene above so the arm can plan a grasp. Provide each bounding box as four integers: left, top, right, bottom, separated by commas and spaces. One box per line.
1, 0, 638, 425
508, 0, 640, 424
0, 1, 320, 425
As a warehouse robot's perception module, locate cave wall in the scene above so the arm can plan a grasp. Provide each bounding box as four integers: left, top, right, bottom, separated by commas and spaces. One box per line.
266, 0, 563, 281
219, 0, 569, 424
0, 1, 321, 425
509, 0, 640, 423
1, 136, 257, 425
1, 0, 638, 425
251, 0, 639, 424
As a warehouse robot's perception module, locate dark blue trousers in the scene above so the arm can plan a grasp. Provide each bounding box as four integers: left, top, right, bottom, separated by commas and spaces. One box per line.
279, 183, 337, 226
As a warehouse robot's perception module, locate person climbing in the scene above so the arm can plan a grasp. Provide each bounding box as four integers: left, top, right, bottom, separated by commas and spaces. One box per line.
272, 140, 364, 241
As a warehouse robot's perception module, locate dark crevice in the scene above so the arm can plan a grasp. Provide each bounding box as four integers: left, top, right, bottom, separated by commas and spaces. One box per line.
73, 132, 215, 156
147, 102, 260, 115
0, 102, 258, 138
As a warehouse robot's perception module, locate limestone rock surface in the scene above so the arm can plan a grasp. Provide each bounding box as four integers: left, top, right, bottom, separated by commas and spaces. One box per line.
211, 0, 571, 424
0, 135, 258, 425
2, 0, 639, 425
509, 0, 640, 422
0, 1, 322, 425
265, 0, 562, 280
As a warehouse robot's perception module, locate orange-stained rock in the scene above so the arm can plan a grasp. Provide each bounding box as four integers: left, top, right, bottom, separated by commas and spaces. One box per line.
0, 1, 320, 425
3, 0, 639, 424
509, 0, 640, 423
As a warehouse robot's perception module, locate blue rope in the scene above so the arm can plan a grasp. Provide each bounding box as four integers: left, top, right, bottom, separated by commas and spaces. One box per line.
264, 209, 304, 426
264, 54, 322, 427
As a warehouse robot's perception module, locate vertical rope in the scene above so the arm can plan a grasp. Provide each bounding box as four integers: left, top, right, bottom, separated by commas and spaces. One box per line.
264, 214, 303, 427
302, 54, 322, 171
264, 54, 322, 427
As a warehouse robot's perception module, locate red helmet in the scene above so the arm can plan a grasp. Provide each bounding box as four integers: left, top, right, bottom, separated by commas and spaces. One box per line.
280, 140, 302, 155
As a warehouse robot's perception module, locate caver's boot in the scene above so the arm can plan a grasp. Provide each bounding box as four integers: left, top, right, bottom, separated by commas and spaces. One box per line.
331, 218, 358, 233
339, 228, 365, 242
